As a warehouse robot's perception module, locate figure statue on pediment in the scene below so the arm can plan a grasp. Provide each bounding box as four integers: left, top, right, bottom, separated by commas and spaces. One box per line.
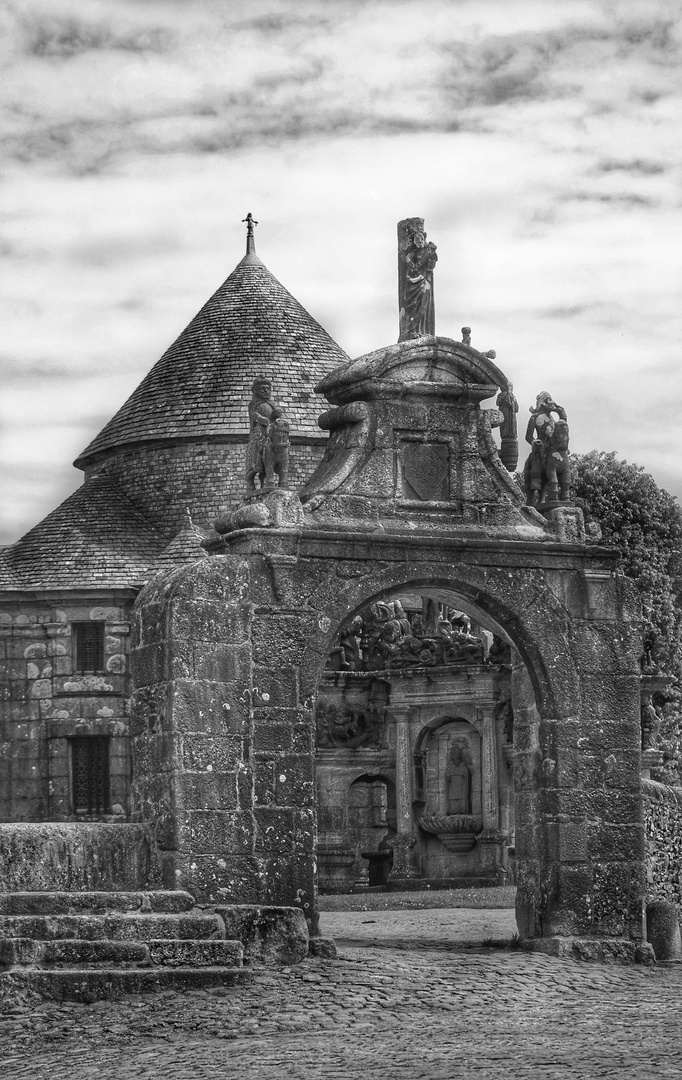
523, 392, 570, 506
245, 377, 290, 496
496, 382, 520, 472
398, 219, 438, 341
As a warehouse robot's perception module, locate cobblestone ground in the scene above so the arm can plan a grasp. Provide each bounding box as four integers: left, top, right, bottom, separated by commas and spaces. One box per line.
2, 905, 681, 1080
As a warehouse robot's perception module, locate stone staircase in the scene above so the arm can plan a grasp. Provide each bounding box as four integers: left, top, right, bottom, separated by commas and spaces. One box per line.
0, 890, 252, 1000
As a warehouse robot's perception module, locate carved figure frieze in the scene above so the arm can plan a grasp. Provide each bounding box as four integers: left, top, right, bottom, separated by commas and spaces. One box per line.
522, 391, 571, 506
245, 377, 290, 496
325, 598, 491, 673
316, 701, 387, 750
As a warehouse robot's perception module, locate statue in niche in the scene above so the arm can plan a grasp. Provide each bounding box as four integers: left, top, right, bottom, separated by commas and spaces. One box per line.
398, 220, 438, 341
640, 630, 658, 674
523, 392, 570, 506
641, 699, 662, 750
245, 377, 290, 496
445, 744, 472, 815
495, 690, 514, 744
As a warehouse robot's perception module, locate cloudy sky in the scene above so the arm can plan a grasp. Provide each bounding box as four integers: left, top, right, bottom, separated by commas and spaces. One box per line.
1, 0, 681, 545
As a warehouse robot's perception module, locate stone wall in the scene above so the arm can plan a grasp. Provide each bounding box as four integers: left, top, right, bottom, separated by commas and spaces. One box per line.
642, 778, 682, 914
0, 822, 159, 891
0, 600, 132, 822
85, 439, 328, 540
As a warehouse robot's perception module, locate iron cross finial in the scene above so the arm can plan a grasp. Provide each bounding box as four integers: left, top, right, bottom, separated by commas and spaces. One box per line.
242, 213, 258, 255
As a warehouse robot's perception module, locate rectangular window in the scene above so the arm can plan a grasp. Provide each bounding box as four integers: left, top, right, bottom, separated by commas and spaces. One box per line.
73, 622, 105, 673
71, 737, 110, 816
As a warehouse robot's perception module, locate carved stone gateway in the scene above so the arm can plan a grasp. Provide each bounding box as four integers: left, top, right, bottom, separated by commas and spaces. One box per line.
130, 220, 651, 963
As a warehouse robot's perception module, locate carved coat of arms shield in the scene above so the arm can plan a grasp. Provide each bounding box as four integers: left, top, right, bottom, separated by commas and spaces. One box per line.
401, 441, 449, 501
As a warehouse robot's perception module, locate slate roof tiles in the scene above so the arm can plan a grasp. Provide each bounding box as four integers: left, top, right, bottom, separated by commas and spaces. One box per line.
0, 473, 165, 592
75, 252, 349, 468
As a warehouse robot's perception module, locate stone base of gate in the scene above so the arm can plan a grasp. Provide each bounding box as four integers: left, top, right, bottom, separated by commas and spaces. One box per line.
529, 935, 655, 965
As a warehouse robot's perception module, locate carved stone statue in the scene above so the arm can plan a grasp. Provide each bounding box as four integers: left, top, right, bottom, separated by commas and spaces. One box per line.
523, 392, 570, 506
315, 701, 386, 749
496, 382, 519, 472
640, 630, 658, 674
641, 699, 662, 750
398, 218, 438, 342
446, 745, 472, 815
245, 377, 290, 496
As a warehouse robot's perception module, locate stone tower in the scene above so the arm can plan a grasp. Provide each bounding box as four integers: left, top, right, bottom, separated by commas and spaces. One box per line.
0, 223, 349, 823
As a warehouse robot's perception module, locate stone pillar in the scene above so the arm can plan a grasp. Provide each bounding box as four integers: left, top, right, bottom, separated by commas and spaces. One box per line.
477, 706, 505, 874
388, 708, 420, 882
511, 648, 542, 937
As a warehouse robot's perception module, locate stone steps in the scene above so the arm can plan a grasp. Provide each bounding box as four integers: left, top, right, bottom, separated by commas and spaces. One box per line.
0, 890, 195, 916
0, 966, 251, 1001
0, 913, 224, 942
0, 891, 311, 1000
0, 938, 243, 968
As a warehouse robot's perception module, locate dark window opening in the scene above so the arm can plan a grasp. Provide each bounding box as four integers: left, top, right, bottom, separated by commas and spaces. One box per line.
73, 622, 105, 673
71, 736, 110, 815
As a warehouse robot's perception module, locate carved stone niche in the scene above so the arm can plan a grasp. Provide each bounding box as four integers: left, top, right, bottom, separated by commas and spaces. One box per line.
416, 720, 482, 852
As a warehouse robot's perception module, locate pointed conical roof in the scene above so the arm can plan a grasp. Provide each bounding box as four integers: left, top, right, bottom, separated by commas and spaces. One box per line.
75, 250, 349, 469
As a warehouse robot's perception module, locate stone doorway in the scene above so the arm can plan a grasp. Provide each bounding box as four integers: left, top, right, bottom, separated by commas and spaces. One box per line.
314, 588, 526, 895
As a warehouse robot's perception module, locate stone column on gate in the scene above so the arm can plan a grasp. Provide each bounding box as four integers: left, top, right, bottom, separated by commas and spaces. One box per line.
388, 707, 421, 882
476, 704, 505, 874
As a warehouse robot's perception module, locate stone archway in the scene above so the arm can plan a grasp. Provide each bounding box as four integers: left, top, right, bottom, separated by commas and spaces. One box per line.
130, 327, 647, 961
131, 538, 645, 960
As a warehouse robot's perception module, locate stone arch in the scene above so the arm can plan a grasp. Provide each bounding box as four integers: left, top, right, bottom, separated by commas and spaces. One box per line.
130, 532, 646, 959
300, 564, 579, 720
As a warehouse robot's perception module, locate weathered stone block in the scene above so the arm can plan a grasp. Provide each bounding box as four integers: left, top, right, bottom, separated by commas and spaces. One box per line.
180, 773, 238, 811
169, 599, 250, 646
544, 863, 593, 936
253, 724, 292, 752
253, 666, 299, 708
587, 823, 644, 863
254, 808, 295, 852
215, 905, 308, 966
170, 679, 247, 735
646, 900, 682, 961
148, 939, 243, 967
592, 861, 644, 937
0, 823, 160, 891
308, 936, 337, 959
43, 940, 149, 966
251, 615, 309, 668
579, 674, 641, 725
131, 644, 165, 688
182, 734, 241, 773
275, 755, 315, 808
193, 643, 250, 684
187, 810, 254, 855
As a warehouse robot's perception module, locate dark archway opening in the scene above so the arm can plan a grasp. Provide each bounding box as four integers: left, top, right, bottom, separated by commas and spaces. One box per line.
315, 586, 535, 894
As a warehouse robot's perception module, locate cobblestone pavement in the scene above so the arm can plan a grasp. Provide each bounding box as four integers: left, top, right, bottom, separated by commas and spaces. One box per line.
2, 907, 682, 1080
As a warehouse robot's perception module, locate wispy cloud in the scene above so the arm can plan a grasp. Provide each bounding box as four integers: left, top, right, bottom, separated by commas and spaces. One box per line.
1, 0, 681, 543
